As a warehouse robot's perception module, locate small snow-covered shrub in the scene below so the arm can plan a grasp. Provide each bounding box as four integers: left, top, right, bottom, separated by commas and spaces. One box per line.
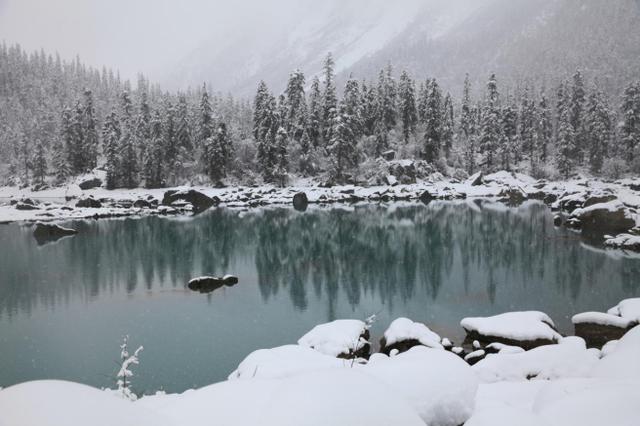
116, 335, 144, 401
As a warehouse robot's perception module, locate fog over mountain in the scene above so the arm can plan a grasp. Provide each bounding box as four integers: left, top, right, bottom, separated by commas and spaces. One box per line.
3, 0, 639, 96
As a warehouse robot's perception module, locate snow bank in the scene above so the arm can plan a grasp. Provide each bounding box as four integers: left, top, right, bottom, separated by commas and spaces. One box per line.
607, 298, 640, 323
472, 337, 599, 383
0, 380, 173, 426
156, 370, 425, 426
297, 319, 368, 357
461, 311, 561, 345
227, 344, 347, 380
363, 346, 478, 426
382, 317, 443, 349
592, 325, 640, 380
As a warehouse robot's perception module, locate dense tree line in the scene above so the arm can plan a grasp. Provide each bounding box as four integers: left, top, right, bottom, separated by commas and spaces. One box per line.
2, 45, 640, 189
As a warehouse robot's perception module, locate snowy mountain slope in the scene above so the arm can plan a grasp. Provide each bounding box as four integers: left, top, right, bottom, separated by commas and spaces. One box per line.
163, 0, 640, 97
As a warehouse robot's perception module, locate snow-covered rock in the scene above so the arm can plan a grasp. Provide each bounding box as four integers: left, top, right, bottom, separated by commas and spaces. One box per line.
472, 337, 600, 383
607, 298, 640, 324
0, 380, 173, 426
297, 319, 370, 358
592, 324, 640, 380
571, 200, 636, 234
572, 298, 640, 347
379, 317, 443, 354
228, 345, 347, 380
604, 233, 640, 251
461, 311, 561, 349
364, 346, 478, 426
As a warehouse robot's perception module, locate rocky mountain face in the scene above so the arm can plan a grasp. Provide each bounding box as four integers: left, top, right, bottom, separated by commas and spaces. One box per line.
164, 0, 640, 97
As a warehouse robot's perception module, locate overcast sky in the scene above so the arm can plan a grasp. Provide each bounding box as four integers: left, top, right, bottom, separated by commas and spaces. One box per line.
0, 0, 303, 81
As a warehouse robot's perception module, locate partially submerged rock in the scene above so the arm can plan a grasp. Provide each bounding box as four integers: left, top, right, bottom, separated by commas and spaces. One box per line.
162, 189, 219, 212
187, 275, 239, 293
379, 317, 443, 354
292, 192, 308, 211
572, 312, 635, 348
32, 222, 78, 245
604, 233, 640, 252
571, 200, 636, 234
461, 311, 561, 350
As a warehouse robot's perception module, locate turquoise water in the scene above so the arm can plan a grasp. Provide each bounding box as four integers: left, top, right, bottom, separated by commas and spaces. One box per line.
1, 201, 638, 394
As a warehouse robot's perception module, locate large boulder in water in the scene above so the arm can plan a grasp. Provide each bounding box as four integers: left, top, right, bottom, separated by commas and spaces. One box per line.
188, 275, 238, 293
570, 200, 636, 234
33, 222, 78, 245
293, 192, 309, 211
162, 189, 219, 212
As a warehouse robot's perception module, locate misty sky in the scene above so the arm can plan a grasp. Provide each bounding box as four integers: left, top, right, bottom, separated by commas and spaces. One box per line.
0, 0, 306, 81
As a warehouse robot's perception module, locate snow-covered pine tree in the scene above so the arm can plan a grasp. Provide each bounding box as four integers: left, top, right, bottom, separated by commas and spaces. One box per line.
343, 76, 363, 139
585, 89, 612, 174
555, 83, 575, 179
460, 74, 472, 139
175, 94, 192, 172
102, 110, 121, 189
51, 136, 70, 184
273, 126, 289, 187
119, 91, 138, 188
162, 98, 178, 182
463, 104, 480, 174
199, 84, 214, 146
321, 53, 338, 145
284, 70, 307, 143
441, 93, 454, 159
116, 335, 143, 401
31, 139, 47, 186
376, 64, 398, 132
135, 90, 151, 167
499, 101, 518, 171
253, 80, 271, 141
361, 81, 379, 137
398, 70, 417, 143
82, 89, 99, 170
307, 76, 323, 147
256, 94, 279, 182
537, 90, 552, 165
143, 111, 165, 188
519, 87, 536, 166
621, 81, 640, 165
422, 79, 443, 163
328, 101, 358, 184
479, 74, 502, 172
570, 70, 586, 163
69, 102, 85, 174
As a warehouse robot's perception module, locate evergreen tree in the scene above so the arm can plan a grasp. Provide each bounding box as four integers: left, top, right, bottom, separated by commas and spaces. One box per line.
570, 70, 586, 162
398, 70, 417, 142
284, 70, 307, 143
343, 76, 363, 139
175, 94, 192, 160
162, 99, 178, 177
621, 82, 640, 164
31, 139, 47, 185
273, 126, 289, 187
199, 84, 214, 145
256, 94, 280, 182
253, 81, 271, 140
361, 81, 379, 137
377, 65, 397, 131
102, 109, 121, 189
537, 91, 552, 164
135, 90, 151, 166
499, 102, 518, 171
585, 90, 612, 174
119, 91, 138, 188
555, 84, 575, 179
51, 136, 70, 184
519, 87, 536, 165
328, 102, 358, 184
479, 74, 502, 172
321, 53, 338, 144
422, 79, 443, 163
307, 76, 323, 147
143, 111, 165, 188
82, 89, 99, 170
441, 93, 454, 159
460, 74, 472, 139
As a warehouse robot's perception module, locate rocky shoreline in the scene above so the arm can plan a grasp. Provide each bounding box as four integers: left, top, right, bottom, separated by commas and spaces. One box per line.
1, 171, 639, 252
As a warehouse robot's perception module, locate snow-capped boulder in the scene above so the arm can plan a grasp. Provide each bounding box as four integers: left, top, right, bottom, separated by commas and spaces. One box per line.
379, 317, 443, 354
77, 176, 102, 190
0, 380, 172, 426
570, 200, 636, 234
363, 346, 478, 426
162, 189, 218, 212
604, 233, 640, 251
461, 311, 561, 349
298, 319, 370, 359
572, 312, 636, 348
472, 337, 600, 383
228, 345, 347, 380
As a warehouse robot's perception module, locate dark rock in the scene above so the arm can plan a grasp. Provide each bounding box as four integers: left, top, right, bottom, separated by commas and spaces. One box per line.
469, 172, 484, 186
187, 275, 239, 294
293, 192, 309, 212
419, 190, 435, 204
566, 217, 582, 230
338, 329, 371, 360
133, 199, 153, 209
553, 214, 562, 227
498, 187, 527, 206
543, 193, 558, 205
583, 194, 616, 208
15, 202, 39, 210
162, 189, 219, 212
379, 338, 424, 355
629, 183, 640, 191
381, 150, 396, 161
78, 177, 102, 190
33, 222, 78, 245
464, 350, 486, 366
573, 203, 636, 234
76, 197, 102, 208
574, 321, 635, 349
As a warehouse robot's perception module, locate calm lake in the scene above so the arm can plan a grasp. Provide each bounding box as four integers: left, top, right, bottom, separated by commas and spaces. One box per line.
1, 201, 639, 394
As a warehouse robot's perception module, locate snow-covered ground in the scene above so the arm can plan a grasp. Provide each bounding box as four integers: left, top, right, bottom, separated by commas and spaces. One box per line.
2, 312, 640, 425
